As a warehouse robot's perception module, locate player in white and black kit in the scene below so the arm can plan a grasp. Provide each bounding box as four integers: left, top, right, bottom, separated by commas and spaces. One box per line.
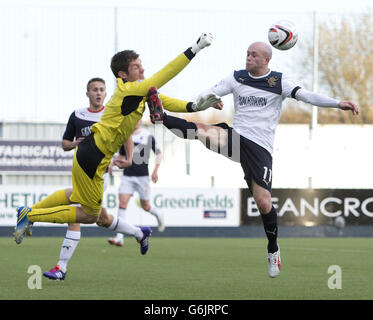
108, 119, 165, 247
147, 42, 359, 278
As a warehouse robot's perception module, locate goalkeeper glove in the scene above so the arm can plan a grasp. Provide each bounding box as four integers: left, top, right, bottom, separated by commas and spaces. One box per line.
191, 32, 213, 54
191, 93, 222, 112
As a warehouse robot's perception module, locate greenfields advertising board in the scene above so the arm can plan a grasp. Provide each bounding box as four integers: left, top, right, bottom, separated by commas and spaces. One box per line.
0, 186, 240, 227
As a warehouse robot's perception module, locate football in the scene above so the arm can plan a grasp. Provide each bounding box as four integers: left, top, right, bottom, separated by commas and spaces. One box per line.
268, 20, 298, 50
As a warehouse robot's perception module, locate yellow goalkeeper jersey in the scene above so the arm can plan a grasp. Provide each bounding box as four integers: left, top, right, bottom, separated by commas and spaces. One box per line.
91, 50, 194, 156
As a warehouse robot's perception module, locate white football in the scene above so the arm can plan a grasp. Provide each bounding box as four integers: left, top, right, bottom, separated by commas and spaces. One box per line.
268, 20, 298, 50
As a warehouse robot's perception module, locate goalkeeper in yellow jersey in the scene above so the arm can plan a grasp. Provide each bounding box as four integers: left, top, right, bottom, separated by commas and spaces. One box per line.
13, 32, 222, 255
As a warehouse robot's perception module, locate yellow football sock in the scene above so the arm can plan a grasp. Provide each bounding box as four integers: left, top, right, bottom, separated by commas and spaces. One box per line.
28, 205, 77, 224
32, 189, 70, 209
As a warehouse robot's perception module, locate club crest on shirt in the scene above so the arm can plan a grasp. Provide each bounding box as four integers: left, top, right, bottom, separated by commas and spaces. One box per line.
266, 76, 278, 88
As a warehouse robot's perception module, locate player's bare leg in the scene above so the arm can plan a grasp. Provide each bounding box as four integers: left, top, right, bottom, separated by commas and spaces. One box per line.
195, 123, 228, 153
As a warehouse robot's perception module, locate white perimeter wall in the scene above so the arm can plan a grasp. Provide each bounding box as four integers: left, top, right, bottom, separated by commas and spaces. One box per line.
152, 124, 373, 190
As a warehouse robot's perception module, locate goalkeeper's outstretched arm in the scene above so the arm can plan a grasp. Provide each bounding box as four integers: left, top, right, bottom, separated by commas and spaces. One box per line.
159, 93, 223, 113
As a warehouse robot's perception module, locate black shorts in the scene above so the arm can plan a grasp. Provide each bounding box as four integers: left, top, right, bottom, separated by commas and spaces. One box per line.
213, 123, 273, 193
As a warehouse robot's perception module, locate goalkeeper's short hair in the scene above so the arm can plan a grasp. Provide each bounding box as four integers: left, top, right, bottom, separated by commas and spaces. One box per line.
110, 50, 139, 78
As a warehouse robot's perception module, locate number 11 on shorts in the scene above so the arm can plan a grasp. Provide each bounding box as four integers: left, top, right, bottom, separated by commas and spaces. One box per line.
263, 166, 272, 186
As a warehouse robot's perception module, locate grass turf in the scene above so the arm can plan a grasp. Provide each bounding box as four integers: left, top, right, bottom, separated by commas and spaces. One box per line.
0, 237, 372, 300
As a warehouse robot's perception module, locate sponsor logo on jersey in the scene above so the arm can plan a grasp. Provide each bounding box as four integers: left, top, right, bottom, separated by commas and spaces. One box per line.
238, 95, 268, 107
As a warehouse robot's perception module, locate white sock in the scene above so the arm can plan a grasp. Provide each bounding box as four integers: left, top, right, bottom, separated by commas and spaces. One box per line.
116, 233, 124, 240
118, 208, 127, 219
108, 213, 143, 241
116, 208, 127, 239
109, 214, 118, 230
57, 230, 81, 272
148, 205, 160, 218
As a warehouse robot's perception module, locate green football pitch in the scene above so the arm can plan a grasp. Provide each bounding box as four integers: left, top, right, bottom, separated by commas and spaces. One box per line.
0, 237, 372, 300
